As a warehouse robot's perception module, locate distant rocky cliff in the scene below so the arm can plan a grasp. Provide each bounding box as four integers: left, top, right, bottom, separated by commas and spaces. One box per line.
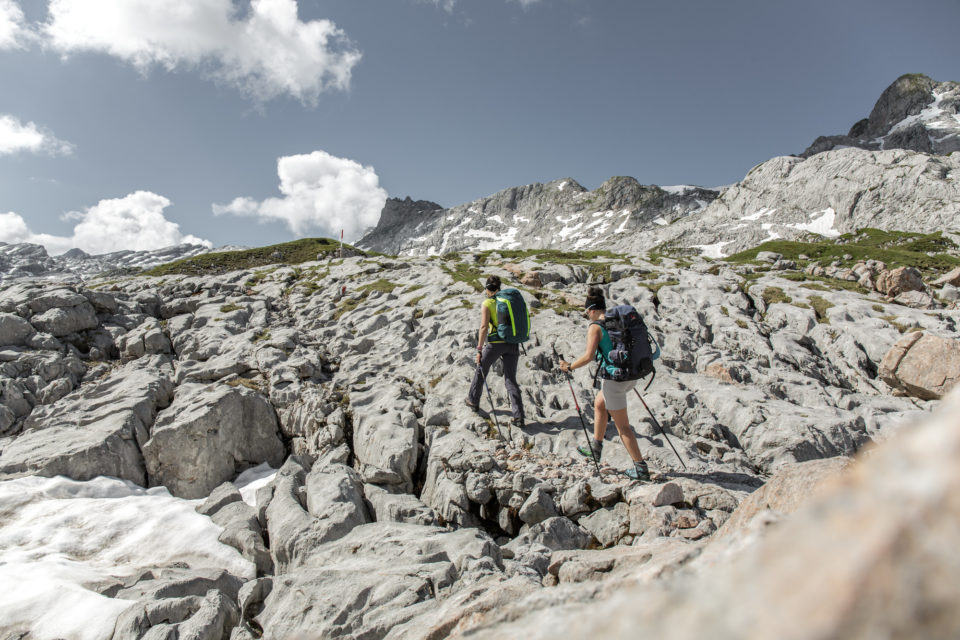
357, 178, 718, 256
358, 74, 960, 259
0, 242, 215, 281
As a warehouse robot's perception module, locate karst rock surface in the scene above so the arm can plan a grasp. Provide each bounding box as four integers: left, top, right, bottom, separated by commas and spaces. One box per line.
1, 245, 957, 638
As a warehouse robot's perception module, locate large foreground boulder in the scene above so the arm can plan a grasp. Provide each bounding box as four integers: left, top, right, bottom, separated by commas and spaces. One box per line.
235, 522, 503, 640
0, 357, 174, 484
142, 382, 285, 498
880, 331, 960, 399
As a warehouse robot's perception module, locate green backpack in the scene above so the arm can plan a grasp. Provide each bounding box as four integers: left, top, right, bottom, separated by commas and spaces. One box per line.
495, 288, 531, 344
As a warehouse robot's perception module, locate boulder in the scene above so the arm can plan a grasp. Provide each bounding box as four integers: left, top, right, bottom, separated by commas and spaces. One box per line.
350, 384, 421, 492
717, 457, 851, 538
756, 251, 783, 263
247, 523, 503, 638
0, 312, 35, 346
893, 290, 940, 309
363, 484, 437, 526
518, 486, 559, 525
142, 382, 285, 499
0, 358, 174, 484
880, 332, 960, 400
265, 458, 372, 573
932, 266, 960, 287
504, 517, 592, 555
875, 266, 924, 297
29, 302, 99, 337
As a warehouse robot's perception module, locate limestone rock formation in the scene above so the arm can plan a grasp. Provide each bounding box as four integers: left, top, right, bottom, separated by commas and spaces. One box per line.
0, 239, 955, 639
880, 332, 960, 399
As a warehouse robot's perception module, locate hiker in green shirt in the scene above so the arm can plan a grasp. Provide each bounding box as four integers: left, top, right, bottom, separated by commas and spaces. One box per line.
465, 275, 525, 429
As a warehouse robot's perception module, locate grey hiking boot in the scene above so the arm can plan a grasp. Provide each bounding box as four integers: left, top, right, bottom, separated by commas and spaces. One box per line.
624, 460, 650, 482
576, 439, 603, 461
464, 398, 479, 412
511, 416, 525, 429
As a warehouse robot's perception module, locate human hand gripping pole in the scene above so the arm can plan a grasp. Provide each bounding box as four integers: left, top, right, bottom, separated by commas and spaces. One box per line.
556, 351, 601, 476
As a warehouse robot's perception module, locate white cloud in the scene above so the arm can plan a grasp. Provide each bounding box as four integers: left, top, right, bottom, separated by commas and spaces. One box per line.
0, 114, 74, 156
0, 0, 30, 49
507, 0, 543, 7
213, 150, 387, 241
42, 0, 362, 104
0, 191, 211, 255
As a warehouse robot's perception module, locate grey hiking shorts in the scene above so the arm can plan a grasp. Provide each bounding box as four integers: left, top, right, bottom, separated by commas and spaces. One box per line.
601, 378, 637, 412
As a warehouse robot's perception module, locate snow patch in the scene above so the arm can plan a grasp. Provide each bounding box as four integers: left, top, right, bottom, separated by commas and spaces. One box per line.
693, 241, 733, 259
741, 208, 776, 221
556, 214, 582, 224
661, 185, 697, 195
234, 462, 277, 506
558, 181, 568, 191
0, 476, 255, 640
786, 207, 841, 238
558, 221, 585, 240
653, 217, 669, 226
488, 215, 504, 225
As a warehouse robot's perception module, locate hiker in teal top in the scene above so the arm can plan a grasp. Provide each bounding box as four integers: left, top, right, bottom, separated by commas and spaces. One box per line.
560, 287, 650, 481
465, 275, 525, 428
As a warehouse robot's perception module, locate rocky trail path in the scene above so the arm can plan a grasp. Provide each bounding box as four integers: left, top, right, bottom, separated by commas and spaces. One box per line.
0, 250, 957, 639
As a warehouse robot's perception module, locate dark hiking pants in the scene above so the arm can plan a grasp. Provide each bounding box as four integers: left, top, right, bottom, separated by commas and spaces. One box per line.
468, 342, 524, 420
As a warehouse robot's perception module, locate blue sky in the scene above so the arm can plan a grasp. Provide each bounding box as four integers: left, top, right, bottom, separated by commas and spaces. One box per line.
0, 0, 958, 254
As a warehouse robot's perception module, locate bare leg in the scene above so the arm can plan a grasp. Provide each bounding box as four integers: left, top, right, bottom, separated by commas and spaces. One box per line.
592, 392, 608, 441
609, 407, 644, 463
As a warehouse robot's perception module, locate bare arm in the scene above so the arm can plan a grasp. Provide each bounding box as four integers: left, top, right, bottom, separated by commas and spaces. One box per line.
561, 324, 601, 371
477, 304, 491, 351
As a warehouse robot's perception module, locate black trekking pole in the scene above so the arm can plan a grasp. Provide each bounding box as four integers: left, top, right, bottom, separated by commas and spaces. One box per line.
559, 356, 602, 476
633, 389, 687, 470
477, 364, 506, 442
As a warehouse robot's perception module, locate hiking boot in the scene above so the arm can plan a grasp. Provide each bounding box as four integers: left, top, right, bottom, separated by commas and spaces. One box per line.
464, 398, 479, 412
576, 440, 603, 461
511, 417, 525, 429
623, 461, 650, 482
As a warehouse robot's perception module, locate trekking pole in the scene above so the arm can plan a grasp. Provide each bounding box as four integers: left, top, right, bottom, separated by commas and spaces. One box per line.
633, 389, 687, 470
559, 356, 602, 476
477, 364, 506, 442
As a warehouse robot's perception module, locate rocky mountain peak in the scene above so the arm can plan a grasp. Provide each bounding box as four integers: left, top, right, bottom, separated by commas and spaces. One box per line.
803, 73, 960, 157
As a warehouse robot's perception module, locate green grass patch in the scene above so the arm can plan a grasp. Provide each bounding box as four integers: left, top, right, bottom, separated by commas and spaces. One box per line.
407, 295, 426, 307
442, 262, 485, 292
144, 237, 359, 277
872, 304, 885, 312
219, 303, 242, 313
762, 287, 791, 305
808, 295, 834, 323
725, 228, 960, 275
642, 280, 680, 296
357, 279, 400, 295
334, 292, 369, 320
251, 329, 271, 343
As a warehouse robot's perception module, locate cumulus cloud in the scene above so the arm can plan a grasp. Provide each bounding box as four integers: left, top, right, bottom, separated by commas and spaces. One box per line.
42, 0, 361, 104
508, 0, 543, 7
0, 0, 30, 49
213, 150, 387, 241
0, 114, 74, 156
0, 191, 211, 256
